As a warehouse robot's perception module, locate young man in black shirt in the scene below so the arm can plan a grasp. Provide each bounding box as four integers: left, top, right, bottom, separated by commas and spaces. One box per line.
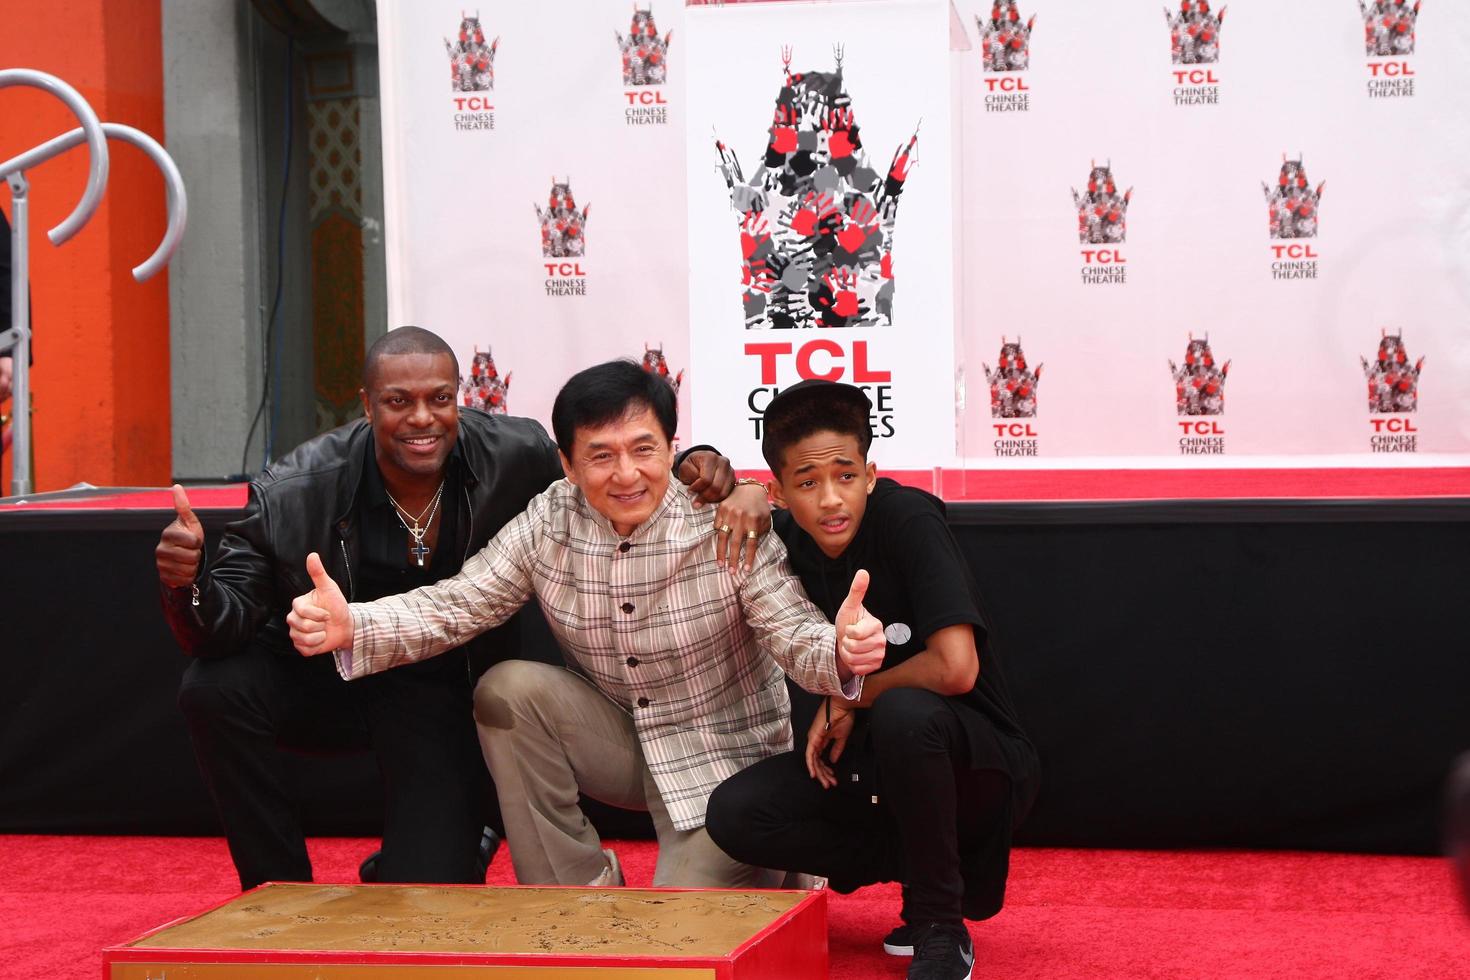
706, 379, 1040, 980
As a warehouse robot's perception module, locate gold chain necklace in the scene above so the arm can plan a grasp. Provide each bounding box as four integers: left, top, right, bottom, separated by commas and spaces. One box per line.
384, 480, 446, 567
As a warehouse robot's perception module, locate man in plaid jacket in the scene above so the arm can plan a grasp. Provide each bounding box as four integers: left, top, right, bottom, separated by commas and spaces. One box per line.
289, 359, 888, 888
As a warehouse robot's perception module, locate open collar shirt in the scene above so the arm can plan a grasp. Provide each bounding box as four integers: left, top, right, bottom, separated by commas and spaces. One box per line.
336, 477, 856, 830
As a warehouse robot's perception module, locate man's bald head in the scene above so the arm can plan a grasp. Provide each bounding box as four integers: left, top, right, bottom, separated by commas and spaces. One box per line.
363, 326, 459, 394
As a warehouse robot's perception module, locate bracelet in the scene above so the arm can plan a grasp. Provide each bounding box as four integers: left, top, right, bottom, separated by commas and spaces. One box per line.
733, 477, 766, 490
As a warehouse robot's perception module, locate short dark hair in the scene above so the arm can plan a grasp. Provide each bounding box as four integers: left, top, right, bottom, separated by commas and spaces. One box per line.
363, 326, 459, 391
761, 380, 873, 474
552, 359, 677, 453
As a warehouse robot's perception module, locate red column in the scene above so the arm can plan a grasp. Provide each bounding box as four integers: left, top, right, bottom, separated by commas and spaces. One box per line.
1, 0, 169, 491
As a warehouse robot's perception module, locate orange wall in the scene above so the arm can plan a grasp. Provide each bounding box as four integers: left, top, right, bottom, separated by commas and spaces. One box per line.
1, 0, 169, 492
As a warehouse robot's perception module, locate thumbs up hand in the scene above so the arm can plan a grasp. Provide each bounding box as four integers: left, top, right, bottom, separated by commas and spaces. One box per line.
286, 552, 352, 656
833, 569, 885, 680
156, 484, 206, 588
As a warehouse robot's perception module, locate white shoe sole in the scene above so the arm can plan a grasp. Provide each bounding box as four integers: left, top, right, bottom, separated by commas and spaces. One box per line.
883, 940, 914, 957
588, 847, 624, 887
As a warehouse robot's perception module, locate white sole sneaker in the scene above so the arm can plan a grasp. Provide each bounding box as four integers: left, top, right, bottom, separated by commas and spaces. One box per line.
587, 847, 625, 887
883, 923, 917, 956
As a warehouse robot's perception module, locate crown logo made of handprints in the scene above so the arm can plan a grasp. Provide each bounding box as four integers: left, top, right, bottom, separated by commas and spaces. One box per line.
446, 11, 499, 92
715, 45, 919, 329
536, 178, 589, 258
1072, 161, 1132, 245
977, 2, 1035, 73
641, 344, 684, 395
1169, 334, 1230, 416
617, 4, 672, 86
1166, 2, 1226, 65
1263, 154, 1325, 240
1360, 1, 1421, 57
984, 337, 1043, 419
461, 346, 511, 415
1362, 330, 1424, 413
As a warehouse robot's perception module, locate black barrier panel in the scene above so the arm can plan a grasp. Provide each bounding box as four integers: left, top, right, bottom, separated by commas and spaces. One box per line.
1, 504, 1467, 853
0, 513, 654, 842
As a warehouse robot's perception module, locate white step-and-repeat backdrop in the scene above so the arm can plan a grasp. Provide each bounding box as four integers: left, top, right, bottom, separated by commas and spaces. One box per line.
377, 0, 1470, 477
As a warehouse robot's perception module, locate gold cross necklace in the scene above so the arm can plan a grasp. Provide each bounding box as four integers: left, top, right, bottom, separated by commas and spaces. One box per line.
384, 480, 446, 567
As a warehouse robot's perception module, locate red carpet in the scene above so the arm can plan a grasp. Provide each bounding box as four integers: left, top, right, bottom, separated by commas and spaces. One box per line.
3, 836, 1466, 977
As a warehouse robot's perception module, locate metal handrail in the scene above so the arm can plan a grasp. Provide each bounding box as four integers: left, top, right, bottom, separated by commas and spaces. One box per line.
1, 68, 188, 496
0, 69, 108, 244
22, 124, 189, 281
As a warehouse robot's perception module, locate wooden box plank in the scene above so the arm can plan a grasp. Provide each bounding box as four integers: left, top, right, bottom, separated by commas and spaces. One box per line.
103, 883, 827, 979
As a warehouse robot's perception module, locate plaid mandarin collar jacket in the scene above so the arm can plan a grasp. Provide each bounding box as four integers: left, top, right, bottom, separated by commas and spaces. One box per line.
337, 477, 856, 831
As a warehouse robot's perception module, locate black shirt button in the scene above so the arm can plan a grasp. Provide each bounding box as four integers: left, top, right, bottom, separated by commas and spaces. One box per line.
620, 602, 635, 614
626, 656, 640, 667
618, 541, 632, 553
636, 696, 650, 708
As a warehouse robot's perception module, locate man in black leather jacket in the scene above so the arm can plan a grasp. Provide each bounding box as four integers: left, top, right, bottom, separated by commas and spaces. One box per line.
157, 327, 739, 890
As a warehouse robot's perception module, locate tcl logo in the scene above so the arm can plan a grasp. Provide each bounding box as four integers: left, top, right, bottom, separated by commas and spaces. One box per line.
745, 340, 891, 383
1370, 418, 1417, 433
1172, 69, 1219, 84
1270, 244, 1319, 260
983, 77, 1029, 92
1367, 62, 1415, 77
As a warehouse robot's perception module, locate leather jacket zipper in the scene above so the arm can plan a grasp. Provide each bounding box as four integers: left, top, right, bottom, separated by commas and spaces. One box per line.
462, 482, 474, 684
461, 483, 474, 565
338, 538, 355, 600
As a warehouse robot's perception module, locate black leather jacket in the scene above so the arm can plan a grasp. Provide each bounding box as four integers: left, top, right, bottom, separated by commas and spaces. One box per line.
160, 409, 563, 668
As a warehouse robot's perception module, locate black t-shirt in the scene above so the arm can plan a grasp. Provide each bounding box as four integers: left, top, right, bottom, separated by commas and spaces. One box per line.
776, 478, 1038, 792
358, 444, 465, 602
352, 446, 473, 681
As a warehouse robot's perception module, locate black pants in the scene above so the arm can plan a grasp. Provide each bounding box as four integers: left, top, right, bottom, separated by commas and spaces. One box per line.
178, 647, 489, 891
707, 687, 1010, 926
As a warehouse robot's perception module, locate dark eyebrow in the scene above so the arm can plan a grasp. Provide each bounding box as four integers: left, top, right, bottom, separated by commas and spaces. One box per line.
792, 455, 856, 477
381, 383, 455, 396
583, 431, 658, 452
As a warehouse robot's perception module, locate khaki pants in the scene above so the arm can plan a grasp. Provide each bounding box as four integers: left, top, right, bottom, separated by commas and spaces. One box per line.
473, 659, 781, 888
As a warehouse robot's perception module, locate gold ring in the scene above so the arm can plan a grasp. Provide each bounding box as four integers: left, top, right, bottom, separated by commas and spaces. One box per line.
746, 530, 758, 540
718, 524, 731, 534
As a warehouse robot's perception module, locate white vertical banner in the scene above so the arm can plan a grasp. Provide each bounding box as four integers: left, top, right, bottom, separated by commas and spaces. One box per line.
951, 0, 1470, 468
376, 0, 695, 442
685, 0, 958, 469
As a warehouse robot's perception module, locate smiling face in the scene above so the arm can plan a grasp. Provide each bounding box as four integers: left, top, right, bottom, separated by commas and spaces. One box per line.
360, 352, 460, 485
770, 430, 877, 559
560, 402, 672, 536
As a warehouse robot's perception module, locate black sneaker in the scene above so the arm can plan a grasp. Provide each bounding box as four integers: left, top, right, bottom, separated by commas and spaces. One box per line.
883, 922, 918, 956
907, 923, 975, 980
358, 826, 501, 883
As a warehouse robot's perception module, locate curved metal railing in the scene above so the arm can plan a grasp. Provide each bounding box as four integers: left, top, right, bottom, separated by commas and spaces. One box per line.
0, 68, 188, 496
